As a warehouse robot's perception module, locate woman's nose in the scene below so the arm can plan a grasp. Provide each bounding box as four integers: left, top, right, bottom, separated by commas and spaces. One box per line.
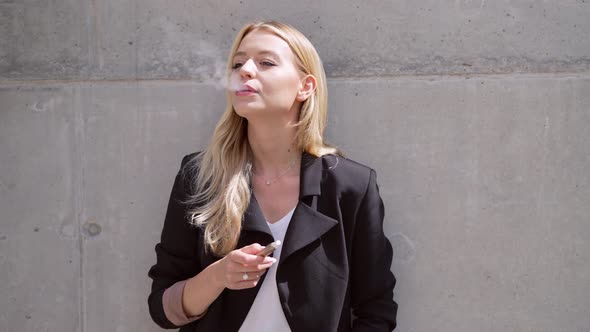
239, 59, 256, 78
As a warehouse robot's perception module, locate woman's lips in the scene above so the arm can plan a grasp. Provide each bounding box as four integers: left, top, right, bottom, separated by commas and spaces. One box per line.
235, 85, 258, 96
235, 90, 258, 96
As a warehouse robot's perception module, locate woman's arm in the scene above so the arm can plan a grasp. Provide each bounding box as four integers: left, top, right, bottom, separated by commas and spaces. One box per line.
148, 154, 204, 329
181, 244, 274, 316
148, 154, 275, 329
350, 168, 398, 331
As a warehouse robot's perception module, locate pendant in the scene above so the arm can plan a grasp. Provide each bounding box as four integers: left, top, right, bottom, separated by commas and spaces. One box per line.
265, 180, 271, 185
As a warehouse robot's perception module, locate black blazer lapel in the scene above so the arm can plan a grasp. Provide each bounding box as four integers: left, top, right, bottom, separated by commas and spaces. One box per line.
223, 195, 275, 331
280, 202, 338, 264
238, 151, 340, 262
240, 194, 274, 241
279, 151, 339, 263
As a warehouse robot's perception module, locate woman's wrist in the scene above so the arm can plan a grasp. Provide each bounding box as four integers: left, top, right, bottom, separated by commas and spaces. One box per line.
182, 261, 226, 318
204, 259, 226, 290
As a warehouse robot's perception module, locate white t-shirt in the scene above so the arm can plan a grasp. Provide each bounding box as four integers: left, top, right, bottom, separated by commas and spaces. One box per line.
238, 206, 296, 332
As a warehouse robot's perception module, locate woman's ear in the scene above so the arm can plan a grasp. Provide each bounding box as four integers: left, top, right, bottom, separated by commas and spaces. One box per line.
296, 75, 317, 102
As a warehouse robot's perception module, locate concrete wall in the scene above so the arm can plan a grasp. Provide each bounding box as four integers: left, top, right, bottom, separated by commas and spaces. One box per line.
1, 1, 588, 331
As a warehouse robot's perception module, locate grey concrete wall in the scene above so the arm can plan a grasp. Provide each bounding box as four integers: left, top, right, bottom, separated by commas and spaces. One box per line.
0, 1, 588, 332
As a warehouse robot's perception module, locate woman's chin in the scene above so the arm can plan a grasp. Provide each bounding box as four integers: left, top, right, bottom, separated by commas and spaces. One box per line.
232, 104, 265, 117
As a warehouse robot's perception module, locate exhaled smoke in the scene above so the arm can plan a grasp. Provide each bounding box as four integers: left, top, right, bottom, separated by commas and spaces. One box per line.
227, 74, 244, 92
190, 40, 230, 90
190, 40, 253, 93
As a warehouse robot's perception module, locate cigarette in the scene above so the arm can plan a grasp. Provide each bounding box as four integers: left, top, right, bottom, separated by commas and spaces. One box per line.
256, 240, 282, 256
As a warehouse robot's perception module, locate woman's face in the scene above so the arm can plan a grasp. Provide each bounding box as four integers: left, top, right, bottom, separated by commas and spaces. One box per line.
229, 29, 304, 120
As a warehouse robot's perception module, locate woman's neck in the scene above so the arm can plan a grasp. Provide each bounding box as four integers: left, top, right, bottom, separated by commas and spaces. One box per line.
247, 122, 301, 177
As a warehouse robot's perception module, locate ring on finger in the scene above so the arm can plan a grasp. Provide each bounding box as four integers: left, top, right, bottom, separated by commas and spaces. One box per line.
242, 272, 249, 281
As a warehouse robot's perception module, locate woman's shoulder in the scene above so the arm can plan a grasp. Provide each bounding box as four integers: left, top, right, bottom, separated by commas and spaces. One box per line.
180, 151, 203, 166
175, 151, 203, 188
178, 151, 205, 174
318, 153, 378, 195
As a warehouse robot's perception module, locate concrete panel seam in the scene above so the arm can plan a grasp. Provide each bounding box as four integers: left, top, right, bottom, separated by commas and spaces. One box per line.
73, 85, 87, 332
1, 71, 590, 88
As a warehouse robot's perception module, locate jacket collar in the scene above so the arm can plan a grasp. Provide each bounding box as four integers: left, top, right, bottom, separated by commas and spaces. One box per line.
240, 151, 338, 261
299, 150, 322, 198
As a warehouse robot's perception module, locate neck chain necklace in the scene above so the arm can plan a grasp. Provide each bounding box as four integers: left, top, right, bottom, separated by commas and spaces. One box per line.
253, 157, 299, 185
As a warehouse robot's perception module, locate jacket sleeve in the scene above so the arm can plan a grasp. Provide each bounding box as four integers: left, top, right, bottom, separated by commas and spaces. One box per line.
351, 168, 398, 331
147, 154, 203, 329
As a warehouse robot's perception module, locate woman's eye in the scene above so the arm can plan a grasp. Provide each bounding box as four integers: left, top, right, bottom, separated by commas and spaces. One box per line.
261, 61, 276, 67
232, 63, 243, 69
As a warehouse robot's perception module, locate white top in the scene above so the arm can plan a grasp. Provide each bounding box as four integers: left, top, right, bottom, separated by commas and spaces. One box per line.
238, 206, 296, 332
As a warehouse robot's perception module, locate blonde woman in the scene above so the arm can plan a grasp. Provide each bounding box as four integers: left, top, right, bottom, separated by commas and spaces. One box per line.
148, 21, 398, 331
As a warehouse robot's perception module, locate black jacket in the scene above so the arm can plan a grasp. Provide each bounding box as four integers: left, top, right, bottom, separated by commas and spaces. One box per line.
148, 151, 397, 331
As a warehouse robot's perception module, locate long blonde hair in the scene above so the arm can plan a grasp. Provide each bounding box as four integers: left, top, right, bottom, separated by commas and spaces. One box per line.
184, 21, 342, 256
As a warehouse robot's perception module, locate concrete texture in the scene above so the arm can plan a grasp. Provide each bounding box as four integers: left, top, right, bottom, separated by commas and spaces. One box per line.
0, 86, 80, 331
1, 1, 589, 332
1, 1, 589, 80
328, 75, 590, 331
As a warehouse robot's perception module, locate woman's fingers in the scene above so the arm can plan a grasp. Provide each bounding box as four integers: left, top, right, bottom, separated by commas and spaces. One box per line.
219, 243, 277, 290
240, 243, 266, 254
228, 248, 273, 266
226, 270, 267, 289
228, 259, 275, 273
237, 270, 263, 282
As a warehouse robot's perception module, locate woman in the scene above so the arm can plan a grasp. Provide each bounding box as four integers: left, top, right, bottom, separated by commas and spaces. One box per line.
148, 21, 397, 331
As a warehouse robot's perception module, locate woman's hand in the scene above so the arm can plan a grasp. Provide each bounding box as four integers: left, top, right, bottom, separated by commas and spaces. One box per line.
213, 243, 276, 290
